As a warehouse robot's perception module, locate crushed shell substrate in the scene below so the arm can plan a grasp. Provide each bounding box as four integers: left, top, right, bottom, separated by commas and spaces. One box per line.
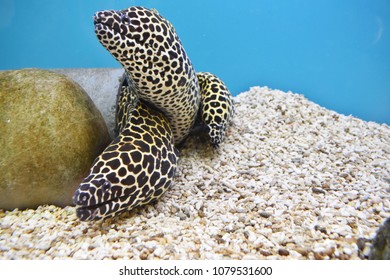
1, 86, 389, 260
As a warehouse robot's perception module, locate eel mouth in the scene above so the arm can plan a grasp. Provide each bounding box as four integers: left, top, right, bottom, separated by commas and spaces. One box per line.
75, 205, 101, 221
73, 186, 125, 221
74, 187, 142, 221
74, 196, 123, 221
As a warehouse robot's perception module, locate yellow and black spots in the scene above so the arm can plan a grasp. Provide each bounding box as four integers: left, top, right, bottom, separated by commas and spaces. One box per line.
74, 6, 235, 221
73, 97, 178, 221
94, 6, 200, 144
115, 73, 140, 134
197, 72, 234, 148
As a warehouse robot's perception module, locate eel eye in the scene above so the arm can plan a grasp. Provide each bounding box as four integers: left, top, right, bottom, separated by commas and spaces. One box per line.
101, 180, 111, 192
121, 13, 131, 25
210, 123, 223, 130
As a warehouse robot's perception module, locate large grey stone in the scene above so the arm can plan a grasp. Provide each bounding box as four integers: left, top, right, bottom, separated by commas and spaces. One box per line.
0, 68, 111, 209
53, 68, 123, 138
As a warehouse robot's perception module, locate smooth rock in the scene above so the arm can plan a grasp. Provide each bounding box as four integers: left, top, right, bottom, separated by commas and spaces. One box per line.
0, 68, 111, 210
53, 68, 123, 138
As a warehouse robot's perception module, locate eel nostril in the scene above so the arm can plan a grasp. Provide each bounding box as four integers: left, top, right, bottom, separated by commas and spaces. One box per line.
120, 13, 131, 25
74, 192, 90, 205
93, 12, 108, 26
94, 12, 104, 19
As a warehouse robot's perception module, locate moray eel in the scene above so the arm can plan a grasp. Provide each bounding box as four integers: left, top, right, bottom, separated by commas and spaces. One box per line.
197, 72, 234, 148
73, 6, 234, 221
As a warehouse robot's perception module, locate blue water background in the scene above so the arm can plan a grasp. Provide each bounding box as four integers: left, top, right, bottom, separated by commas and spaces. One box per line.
1, 0, 389, 124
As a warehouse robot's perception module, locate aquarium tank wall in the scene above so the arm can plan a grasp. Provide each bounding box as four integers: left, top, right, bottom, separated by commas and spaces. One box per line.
0, 0, 389, 124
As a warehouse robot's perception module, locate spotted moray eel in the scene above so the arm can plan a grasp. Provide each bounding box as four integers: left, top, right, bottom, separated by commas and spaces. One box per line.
73, 6, 234, 221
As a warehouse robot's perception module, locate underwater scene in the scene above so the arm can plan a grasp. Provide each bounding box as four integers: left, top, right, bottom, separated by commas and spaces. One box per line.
0, 0, 389, 263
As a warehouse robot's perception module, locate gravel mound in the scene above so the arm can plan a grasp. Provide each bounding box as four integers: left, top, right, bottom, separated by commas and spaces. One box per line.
1, 86, 389, 259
